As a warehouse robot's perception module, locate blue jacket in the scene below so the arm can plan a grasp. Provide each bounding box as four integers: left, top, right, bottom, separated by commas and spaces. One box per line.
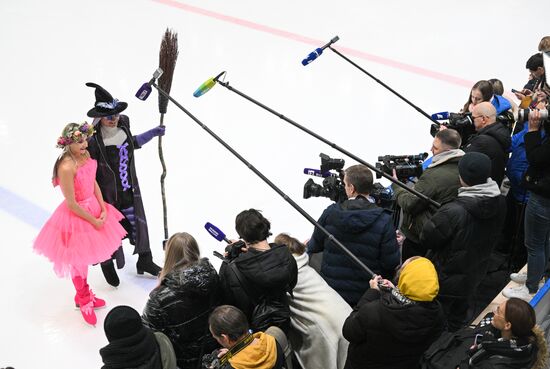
307, 197, 400, 306
491, 95, 512, 115
506, 123, 530, 203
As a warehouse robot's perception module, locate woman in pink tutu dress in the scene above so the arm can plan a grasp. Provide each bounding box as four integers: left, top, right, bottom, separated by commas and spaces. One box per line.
34, 122, 127, 326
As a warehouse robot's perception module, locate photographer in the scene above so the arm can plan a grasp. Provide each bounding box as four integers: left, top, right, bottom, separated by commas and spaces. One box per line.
218, 209, 297, 334
306, 165, 400, 307
503, 108, 550, 301
393, 129, 464, 259
462, 102, 511, 186
204, 305, 285, 369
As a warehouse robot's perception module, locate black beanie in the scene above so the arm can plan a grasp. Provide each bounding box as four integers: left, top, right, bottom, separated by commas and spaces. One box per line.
104, 305, 144, 342
458, 152, 491, 186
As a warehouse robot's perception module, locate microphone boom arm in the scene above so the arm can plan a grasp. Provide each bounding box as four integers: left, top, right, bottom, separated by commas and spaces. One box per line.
214, 79, 441, 208
147, 79, 378, 278
326, 44, 439, 126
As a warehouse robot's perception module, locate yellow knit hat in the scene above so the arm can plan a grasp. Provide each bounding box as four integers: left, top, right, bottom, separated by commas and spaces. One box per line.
397, 257, 439, 302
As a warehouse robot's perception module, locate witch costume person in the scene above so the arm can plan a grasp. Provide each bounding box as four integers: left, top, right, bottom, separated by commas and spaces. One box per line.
86, 82, 165, 286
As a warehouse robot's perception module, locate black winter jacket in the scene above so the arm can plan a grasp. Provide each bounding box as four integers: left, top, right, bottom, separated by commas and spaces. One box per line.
421, 184, 506, 299
88, 115, 150, 254
343, 288, 445, 369
307, 197, 400, 306
463, 122, 511, 186
142, 258, 220, 369
523, 128, 550, 198
219, 244, 297, 334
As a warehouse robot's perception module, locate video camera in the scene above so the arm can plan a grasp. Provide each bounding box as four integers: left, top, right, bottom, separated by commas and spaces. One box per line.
375, 153, 428, 182
303, 153, 396, 208
430, 111, 475, 138
303, 153, 347, 203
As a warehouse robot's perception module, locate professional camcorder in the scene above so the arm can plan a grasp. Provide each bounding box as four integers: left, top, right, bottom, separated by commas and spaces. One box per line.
303, 153, 347, 203
303, 153, 396, 208
375, 153, 428, 182
430, 112, 474, 137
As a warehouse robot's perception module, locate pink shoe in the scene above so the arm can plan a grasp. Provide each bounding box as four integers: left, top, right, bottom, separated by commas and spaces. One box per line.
77, 300, 97, 326
74, 289, 106, 309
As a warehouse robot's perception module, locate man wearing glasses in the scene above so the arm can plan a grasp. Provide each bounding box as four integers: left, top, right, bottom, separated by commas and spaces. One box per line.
463, 102, 511, 186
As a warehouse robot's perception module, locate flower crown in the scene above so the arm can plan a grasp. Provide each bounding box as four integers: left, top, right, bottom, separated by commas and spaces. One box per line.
56, 122, 95, 148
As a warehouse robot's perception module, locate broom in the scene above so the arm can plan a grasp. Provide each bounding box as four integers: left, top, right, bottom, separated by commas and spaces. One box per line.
157, 28, 178, 248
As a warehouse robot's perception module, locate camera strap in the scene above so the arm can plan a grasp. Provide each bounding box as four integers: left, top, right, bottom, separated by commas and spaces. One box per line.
218, 332, 254, 366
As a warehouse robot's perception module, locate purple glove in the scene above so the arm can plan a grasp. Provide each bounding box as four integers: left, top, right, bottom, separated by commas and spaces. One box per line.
135, 125, 166, 147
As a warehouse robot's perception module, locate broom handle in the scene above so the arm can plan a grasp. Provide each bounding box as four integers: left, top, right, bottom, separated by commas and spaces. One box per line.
158, 113, 169, 241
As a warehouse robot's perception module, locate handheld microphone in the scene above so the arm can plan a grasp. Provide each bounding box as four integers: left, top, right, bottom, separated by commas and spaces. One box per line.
303, 168, 338, 178
431, 112, 450, 120
135, 68, 164, 101
204, 222, 230, 243
301, 36, 340, 66
193, 71, 226, 98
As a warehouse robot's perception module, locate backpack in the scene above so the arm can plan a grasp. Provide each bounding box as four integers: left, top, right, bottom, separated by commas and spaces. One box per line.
420, 327, 476, 369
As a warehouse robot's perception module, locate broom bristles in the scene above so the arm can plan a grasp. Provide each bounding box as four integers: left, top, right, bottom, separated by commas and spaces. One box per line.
158, 28, 179, 114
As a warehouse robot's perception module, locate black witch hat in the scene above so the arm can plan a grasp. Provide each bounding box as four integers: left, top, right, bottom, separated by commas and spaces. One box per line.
86, 82, 128, 118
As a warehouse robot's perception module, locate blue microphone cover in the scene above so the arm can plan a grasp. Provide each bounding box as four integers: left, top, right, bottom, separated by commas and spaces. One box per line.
431, 112, 450, 120
135, 82, 152, 101
205, 222, 226, 242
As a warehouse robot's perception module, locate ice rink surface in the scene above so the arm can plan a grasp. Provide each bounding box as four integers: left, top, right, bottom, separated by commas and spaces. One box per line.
0, 0, 549, 367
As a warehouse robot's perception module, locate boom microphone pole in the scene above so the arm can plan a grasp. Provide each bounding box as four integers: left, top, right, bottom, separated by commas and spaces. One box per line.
193, 73, 441, 208
302, 36, 440, 126
136, 69, 378, 278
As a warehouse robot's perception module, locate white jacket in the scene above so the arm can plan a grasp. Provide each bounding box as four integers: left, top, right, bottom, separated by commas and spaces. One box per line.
289, 253, 352, 369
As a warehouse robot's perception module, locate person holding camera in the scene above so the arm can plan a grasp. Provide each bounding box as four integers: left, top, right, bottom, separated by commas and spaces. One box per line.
421, 152, 506, 331
393, 129, 464, 260
306, 165, 400, 307
218, 209, 297, 335
462, 102, 511, 186
203, 305, 285, 369
503, 108, 550, 301
342, 257, 445, 369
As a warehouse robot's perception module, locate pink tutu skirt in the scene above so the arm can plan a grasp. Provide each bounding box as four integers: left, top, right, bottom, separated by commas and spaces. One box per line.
33, 197, 127, 278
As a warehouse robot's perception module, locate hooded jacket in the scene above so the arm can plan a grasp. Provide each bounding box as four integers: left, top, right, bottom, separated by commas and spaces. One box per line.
224, 332, 285, 369
393, 149, 464, 244
307, 197, 400, 306
343, 288, 445, 369
219, 244, 298, 333
142, 258, 220, 369
463, 122, 512, 186
421, 180, 507, 299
